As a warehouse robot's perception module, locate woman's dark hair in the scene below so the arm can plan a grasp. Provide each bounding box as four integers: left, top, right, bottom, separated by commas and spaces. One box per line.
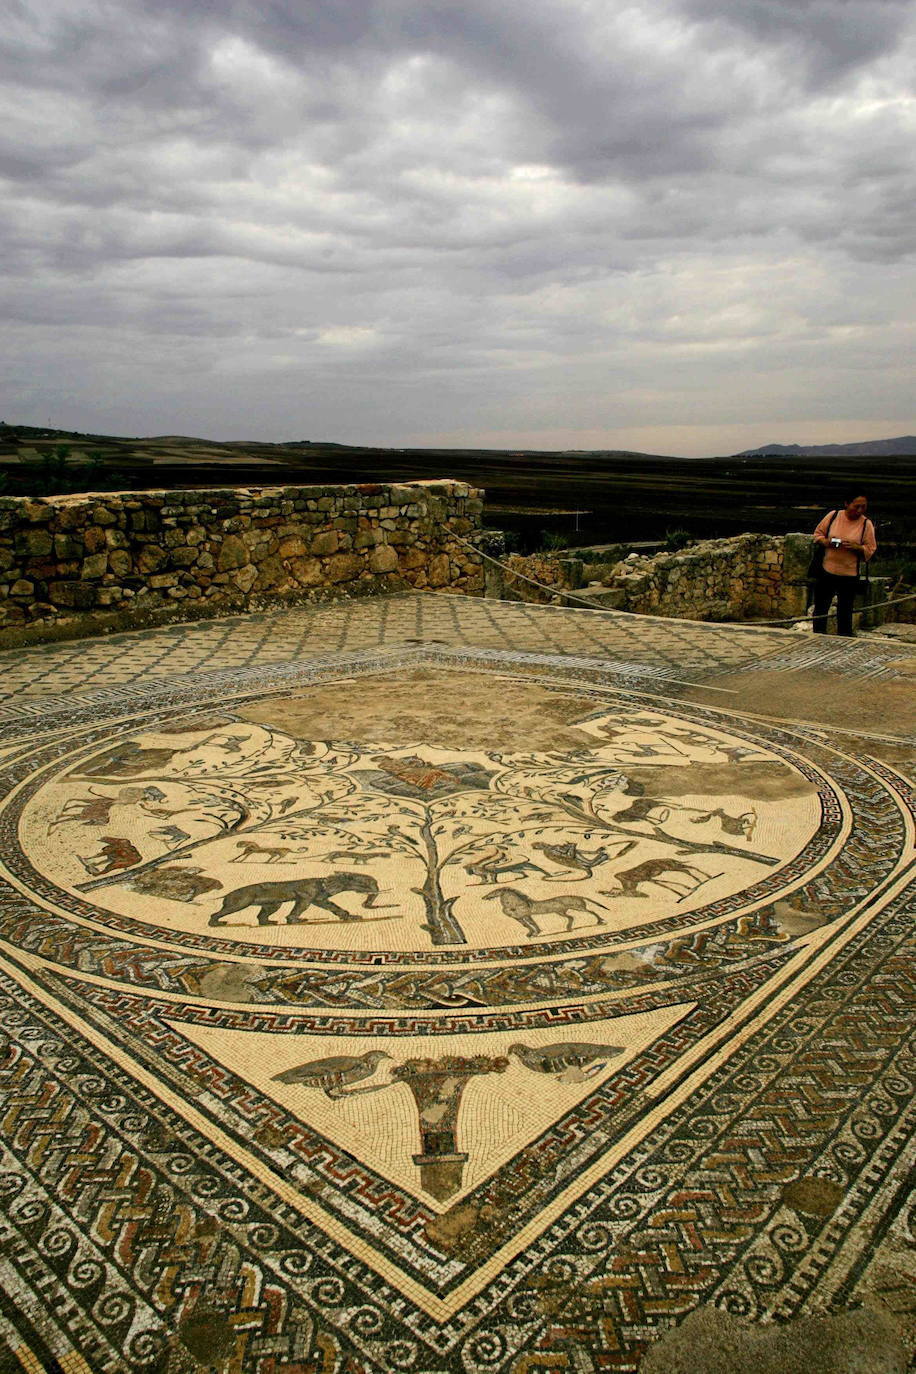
842, 491, 867, 505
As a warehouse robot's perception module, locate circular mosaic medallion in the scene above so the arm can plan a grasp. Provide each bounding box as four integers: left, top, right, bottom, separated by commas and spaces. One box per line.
7, 695, 859, 969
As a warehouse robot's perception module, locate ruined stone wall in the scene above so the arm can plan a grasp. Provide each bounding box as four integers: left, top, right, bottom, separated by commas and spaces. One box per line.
500, 533, 813, 621
0, 480, 483, 646
598, 533, 812, 621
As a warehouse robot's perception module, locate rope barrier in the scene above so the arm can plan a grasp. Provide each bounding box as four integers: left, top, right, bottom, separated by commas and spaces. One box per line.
451, 530, 916, 629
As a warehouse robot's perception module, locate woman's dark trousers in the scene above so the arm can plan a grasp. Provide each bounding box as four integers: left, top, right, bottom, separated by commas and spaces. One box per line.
812, 572, 857, 636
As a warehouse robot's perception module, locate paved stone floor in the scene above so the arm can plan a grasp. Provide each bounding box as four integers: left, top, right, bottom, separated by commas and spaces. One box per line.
0, 593, 913, 1373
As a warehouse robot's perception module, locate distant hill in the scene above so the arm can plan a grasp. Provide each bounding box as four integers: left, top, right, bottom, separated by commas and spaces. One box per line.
737, 436, 916, 458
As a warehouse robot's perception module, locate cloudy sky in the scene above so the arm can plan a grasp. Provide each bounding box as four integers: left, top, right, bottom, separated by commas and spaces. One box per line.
3, 0, 914, 455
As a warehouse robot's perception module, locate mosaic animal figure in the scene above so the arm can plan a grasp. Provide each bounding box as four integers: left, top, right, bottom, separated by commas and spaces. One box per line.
79, 835, 142, 876
482, 887, 606, 938
230, 839, 296, 864
49, 785, 150, 832
612, 797, 671, 826
508, 1040, 624, 1083
323, 848, 393, 866
532, 842, 613, 880
601, 858, 718, 901
209, 873, 394, 927
83, 742, 181, 777
272, 1050, 392, 1099
464, 845, 547, 885
689, 807, 757, 839
50, 788, 120, 831
128, 865, 223, 903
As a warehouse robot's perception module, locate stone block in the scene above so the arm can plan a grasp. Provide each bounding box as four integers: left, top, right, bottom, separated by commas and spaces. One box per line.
783, 532, 814, 582
325, 553, 362, 584
10, 580, 34, 597
289, 557, 323, 586
108, 550, 133, 578
169, 547, 199, 568
138, 545, 168, 574
83, 526, 107, 554
217, 534, 250, 571
252, 555, 286, 589
310, 531, 339, 556
14, 530, 53, 557
369, 544, 399, 574
81, 553, 108, 580
279, 536, 307, 558
399, 548, 426, 571
232, 566, 259, 594
48, 581, 96, 610
91, 506, 117, 526
427, 553, 451, 587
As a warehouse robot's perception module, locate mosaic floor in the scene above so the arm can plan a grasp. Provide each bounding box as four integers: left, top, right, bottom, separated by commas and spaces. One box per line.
0, 594, 913, 1372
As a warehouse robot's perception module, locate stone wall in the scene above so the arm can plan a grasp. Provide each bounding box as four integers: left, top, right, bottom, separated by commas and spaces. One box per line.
493, 533, 815, 621
475, 543, 586, 605
0, 480, 483, 646
596, 533, 812, 621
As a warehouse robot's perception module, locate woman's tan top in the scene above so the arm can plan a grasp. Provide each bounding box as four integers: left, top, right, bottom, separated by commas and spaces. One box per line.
813, 510, 877, 577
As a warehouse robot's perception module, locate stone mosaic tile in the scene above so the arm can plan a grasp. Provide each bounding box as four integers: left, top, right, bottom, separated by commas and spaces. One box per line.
0, 593, 813, 705
0, 615, 912, 1372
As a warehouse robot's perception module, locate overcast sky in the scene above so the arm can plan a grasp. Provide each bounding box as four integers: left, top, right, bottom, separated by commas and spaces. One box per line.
3, 0, 914, 455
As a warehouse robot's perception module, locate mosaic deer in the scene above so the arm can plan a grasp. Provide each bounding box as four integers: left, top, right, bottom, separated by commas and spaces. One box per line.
601, 858, 719, 902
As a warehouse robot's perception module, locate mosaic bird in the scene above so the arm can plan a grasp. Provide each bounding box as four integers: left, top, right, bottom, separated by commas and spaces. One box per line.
508, 1041, 624, 1084
272, 1050, 392, 1099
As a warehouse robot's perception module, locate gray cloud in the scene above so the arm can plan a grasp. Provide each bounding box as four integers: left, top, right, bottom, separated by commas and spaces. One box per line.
1, 0, 913, 452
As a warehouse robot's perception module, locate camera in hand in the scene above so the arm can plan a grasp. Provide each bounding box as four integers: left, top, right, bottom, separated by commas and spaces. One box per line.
830, 538, 842, 547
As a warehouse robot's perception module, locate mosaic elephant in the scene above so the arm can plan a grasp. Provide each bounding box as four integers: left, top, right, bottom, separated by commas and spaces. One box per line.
208, 873, 393, 926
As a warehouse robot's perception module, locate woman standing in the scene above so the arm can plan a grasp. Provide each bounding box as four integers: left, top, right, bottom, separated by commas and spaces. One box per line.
811, 493, 876, 636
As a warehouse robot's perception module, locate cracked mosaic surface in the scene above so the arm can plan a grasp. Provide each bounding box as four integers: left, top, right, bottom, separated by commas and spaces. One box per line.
0, 596, 913, 1372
